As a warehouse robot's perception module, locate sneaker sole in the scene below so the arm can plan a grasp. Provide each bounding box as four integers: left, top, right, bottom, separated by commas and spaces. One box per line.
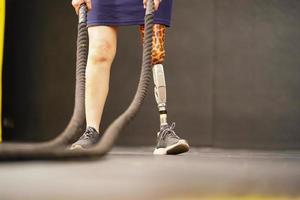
153, 139, 190, 155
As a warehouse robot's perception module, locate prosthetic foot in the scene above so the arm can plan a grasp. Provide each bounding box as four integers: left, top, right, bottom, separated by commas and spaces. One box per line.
152, 63, 189, 155
154, 122, 189, 155
70, 127, 101, 150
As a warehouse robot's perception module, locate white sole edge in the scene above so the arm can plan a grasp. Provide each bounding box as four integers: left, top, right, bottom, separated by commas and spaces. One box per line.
153, 140, 190, 155
70, 145, 84, 151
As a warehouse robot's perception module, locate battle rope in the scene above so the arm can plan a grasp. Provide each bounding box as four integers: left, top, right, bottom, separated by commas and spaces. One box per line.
0, 0, 154, 160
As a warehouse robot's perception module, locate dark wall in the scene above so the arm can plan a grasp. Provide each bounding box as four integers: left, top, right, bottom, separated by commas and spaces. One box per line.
2, 0, 300, 149
212, 0, 300, 148
3, 0, 77, 141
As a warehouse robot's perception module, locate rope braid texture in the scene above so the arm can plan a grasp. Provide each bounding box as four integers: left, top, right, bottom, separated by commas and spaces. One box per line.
0, 1, 155, 160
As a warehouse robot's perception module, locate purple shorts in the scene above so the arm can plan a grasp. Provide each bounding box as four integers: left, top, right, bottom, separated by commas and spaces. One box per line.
87, 0, 173, 27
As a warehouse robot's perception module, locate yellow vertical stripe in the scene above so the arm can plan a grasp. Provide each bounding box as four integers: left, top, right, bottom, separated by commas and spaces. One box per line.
0, 0, 5, 143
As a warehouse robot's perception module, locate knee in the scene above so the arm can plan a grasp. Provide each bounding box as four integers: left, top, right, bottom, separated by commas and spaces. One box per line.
89, 40, 116, 65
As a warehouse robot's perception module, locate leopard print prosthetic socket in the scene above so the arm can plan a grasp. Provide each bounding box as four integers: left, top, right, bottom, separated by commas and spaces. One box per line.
140, 24, 168, 127
139, 24, 166, 65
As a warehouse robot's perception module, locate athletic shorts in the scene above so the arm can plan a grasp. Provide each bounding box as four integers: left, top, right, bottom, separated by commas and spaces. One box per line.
87, 0, 173, 27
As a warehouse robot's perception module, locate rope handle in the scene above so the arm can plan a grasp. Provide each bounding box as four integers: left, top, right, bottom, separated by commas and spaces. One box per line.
146, 0, 155, 15
79, 3, 87, 24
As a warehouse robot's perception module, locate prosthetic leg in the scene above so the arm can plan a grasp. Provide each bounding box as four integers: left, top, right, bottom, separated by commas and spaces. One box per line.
140, 24, 189, 155
140, 24, 168, 128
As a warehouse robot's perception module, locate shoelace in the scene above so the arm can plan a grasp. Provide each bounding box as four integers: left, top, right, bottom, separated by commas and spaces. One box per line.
80, 128, 95, 140
159, 122, 179, 139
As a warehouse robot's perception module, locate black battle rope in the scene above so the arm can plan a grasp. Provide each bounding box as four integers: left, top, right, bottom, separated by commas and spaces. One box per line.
0, 1, 154, 160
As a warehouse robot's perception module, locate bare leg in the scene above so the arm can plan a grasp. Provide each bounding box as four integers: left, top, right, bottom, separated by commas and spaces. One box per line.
85, 26, 117, 132
71, 26, 117, 150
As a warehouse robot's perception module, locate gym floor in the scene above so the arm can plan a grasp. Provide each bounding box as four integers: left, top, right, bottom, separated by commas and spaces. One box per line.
0, 147, 300, 200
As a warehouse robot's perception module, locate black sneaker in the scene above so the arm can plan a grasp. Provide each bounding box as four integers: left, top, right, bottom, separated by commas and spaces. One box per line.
70, 127, 101, 150
153, 122, 189, 155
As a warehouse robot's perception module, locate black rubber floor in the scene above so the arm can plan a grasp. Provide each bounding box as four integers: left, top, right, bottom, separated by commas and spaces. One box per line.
0, 147, 300, 200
